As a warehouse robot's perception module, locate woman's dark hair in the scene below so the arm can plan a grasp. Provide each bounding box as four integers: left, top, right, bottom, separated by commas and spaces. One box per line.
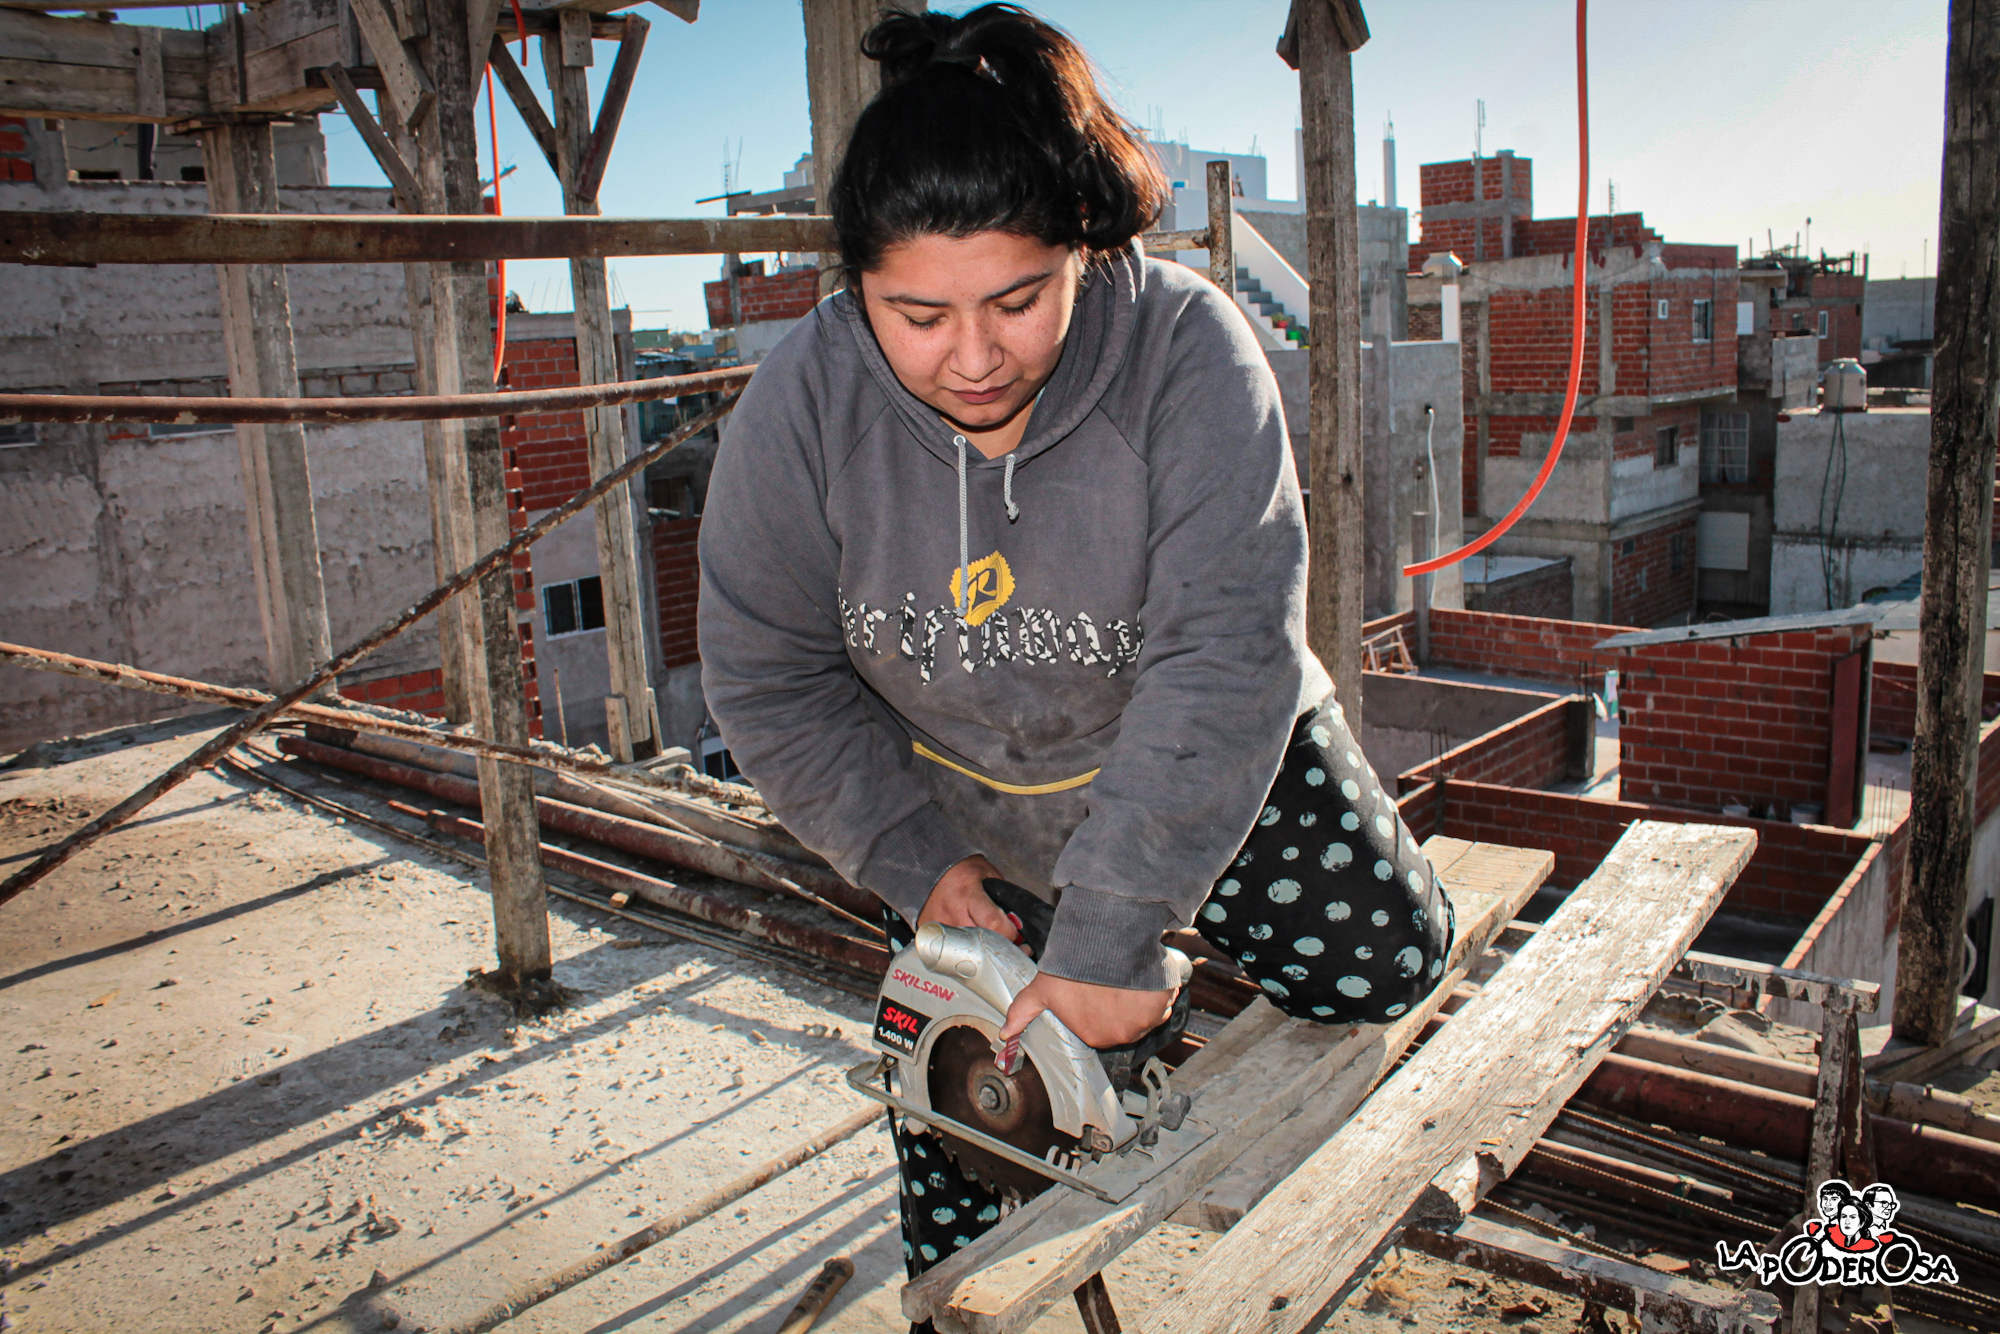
828, 4, 1168, 275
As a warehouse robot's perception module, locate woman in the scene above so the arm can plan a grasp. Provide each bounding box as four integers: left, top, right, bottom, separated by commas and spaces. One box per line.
697, 3, 1452, 1291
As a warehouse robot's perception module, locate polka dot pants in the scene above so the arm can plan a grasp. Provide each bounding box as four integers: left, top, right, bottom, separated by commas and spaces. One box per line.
886, 692, 1453, 1319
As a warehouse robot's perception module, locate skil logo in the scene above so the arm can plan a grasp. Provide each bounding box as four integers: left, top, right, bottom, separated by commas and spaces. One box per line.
872, 996, 929, 1056
890, 968, 955, 1004
1715, 1180, 1959, 1289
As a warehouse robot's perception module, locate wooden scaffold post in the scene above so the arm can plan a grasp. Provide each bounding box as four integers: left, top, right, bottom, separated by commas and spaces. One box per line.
409, 0, 552, 989
1894, 0, 2000, 1047
542, 9, 661, 762
196, 119, 334, 692
801, 0, 924, 295
1284, 0, 1369, 736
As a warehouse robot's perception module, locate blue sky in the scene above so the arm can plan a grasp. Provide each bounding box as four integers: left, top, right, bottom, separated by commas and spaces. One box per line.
294, 0, 1947, 331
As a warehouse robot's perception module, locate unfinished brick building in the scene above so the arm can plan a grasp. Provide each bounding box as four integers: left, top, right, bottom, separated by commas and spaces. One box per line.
1408, 152, 1741, 627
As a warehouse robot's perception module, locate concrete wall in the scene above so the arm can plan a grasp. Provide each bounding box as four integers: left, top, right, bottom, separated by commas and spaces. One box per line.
1770, 408, 1929, 615
1362, 338, 1466, 618
1358, 670, 1552, 781
0, 176, 445, 751
1863, 277, 1935, 349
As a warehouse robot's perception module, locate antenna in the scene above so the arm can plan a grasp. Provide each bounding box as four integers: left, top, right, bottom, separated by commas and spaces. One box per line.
1607, 179, 1616, 214
1475, 99, 1486, 158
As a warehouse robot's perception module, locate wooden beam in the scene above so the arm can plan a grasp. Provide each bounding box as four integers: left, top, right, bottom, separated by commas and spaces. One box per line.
199, 120, 334, 694
1135, 821, 1756, 1334
903, 839, 1552, 1334
575, 11, 645, 204
1294, 0, 1367, 735
555, 4, 590, 63
488, 33, 558, 173
0, 8, 210, 122
1205, 158, 1232, 294
0, 210, 837, 264
348, 0, 434, 126
417, 0, 552, 992
1894, 0, 2000, 1046
1402, 1216, 1781, 1332
324, 62, 421, 208
802, 0, 921, 292
541, 24, 655, 759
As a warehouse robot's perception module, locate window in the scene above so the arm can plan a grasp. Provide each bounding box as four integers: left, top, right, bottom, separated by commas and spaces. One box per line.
1699, 409, 1751, 483
542, 576, 605, 638
1692, 299, 1714, 343
1612, 416, 1635, 433
0, 422, 36, 448
647, 475, 701, 519
1816, 310, 1830, 339
1657, 299, 1671, 320
1621, 538, 1637, 556
1669, 532, 1690, 574
148, 421, 230, 438
1654, 425, 1680, 469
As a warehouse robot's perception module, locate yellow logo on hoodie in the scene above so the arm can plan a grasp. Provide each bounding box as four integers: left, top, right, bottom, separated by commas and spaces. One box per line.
949, 552, 1015, 626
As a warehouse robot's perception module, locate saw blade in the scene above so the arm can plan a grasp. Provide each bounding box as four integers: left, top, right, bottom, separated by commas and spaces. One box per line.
924, 1023, 1081, 1201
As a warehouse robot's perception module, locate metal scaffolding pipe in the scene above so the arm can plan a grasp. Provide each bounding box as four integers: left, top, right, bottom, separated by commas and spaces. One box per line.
0, 364, 753, 425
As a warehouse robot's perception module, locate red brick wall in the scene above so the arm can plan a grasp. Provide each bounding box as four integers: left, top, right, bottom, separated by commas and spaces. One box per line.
1613, 624, 1873, 812
1397, 695, 1577, 794
653, 516, 700, 670
501, 337, 593, 512
1420, 779, 1870, 921
1610, 514, 1698, 628
704, 268, 819, 329
1870, 660, 2000, 741
1425, 608, 1633, 689
339, 668, 446, 716
1413, 155, 1534, 264
0, 116, 32, 181
1409, 304, 1442, 341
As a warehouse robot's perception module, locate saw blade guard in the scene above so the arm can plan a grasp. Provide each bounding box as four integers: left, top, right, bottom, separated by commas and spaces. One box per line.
897, 922, 1132, 1149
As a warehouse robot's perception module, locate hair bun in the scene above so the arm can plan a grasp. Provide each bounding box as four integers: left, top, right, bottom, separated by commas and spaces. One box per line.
860, 10, 967, 87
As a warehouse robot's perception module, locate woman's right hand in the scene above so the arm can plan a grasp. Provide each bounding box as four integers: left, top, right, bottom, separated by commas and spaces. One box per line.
917, 855, 1025, 947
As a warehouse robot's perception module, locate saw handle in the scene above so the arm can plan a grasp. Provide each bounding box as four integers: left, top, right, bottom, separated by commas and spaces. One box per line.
981, 877, 1055, 958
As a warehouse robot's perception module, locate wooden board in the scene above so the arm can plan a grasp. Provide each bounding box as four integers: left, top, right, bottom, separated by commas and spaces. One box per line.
0, 8, 209, 121
1134, 821, 1756, 1334
904, 838, 1554, 1334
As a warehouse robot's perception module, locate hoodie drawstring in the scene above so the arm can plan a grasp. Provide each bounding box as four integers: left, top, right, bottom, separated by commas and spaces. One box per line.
954, 434, 971, 616
955, 435, 1024, 614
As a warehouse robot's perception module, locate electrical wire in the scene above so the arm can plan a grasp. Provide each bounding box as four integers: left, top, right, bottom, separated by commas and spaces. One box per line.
1422, 405, 1441, 561
1405, 0, 1589, 578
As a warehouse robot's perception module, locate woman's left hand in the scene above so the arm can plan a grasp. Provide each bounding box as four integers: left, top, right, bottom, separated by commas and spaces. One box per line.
998, 971, 1173, 1049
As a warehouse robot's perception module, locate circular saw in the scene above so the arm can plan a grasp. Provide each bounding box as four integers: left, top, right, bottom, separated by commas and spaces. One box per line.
849, 917, 1195, 1202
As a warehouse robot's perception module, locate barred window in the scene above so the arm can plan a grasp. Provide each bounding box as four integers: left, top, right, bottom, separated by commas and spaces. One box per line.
542, 576, 605, 638
1700, 409, 1751, 484
1692, 299, 1714, 343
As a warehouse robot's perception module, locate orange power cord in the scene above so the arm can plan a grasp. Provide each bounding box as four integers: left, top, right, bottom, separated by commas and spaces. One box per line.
1405, 0, 1589, 579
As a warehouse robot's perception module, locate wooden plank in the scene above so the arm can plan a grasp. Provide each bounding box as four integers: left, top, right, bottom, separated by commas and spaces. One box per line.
235, 26, 344, 113
134, 24, 164, 117
1871, 1002, 2000, 1082
1402, 1216, 1782, 1333
575, 11, 645, 203
556, 5, 590, 64
1169, 844, 1557, 1234
905, 840, 1552, 1334
347, 0, 433, 127
1671, 950, 1880, 1011
487, 36, 557, 173
0, 211, 837, 264
1894, 0, 2000, 1045
324, 61, 420, 208
1295, 0, 1366, 733
542, 24, 656, 760
200, 120, 333, 692
1134, 821, 1757, 1334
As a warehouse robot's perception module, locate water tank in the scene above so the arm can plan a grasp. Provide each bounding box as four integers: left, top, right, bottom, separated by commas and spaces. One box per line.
1822, 358, 1867, 412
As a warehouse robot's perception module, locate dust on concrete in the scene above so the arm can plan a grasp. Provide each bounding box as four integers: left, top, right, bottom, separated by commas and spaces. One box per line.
0, 713, 1792, 1334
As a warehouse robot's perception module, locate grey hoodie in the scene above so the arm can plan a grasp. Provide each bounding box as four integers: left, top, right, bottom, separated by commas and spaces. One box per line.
696, 244, 1332, 991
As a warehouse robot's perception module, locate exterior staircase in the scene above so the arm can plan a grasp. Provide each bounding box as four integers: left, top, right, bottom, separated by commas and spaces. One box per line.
1238, 267, 1308, 347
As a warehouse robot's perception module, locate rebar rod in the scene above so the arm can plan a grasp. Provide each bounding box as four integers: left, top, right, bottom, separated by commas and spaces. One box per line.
433, 1103, 885, 1334
0, 638, 761, 807
0, 394, 735, 908
0, 364, 752, 425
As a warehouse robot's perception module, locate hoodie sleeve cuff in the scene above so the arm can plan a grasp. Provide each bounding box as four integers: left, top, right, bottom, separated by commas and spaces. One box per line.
855, 801, 980, 926
1037, 887, 1179, 991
